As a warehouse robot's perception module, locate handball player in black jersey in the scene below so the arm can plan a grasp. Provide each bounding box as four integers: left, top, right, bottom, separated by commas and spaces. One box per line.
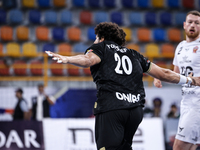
46, 22, 200, 150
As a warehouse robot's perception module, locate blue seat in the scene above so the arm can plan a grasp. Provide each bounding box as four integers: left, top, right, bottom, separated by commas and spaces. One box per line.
29, 10, 41, 24
160, 12, 172, 26
122, 0, 134, 8
103, 0, 115, 8
137, 0, 149, 8
60, 10, 72, 24
43, 43, 55, 52
52, 27, 64, 41
87, 27, 96, 41
145, 12, 156, 26
3, 0, 17, 9
72, 0, 85, 7
152, 28, 166, 42
94, 11, 108, 24
9, 9, 23, 24
73, 43, 88, 53
0, 9, 6, 24
111, 11, 123, 25
37, 0, 50, 7
175, 12, 187, 26
167, 0, 179, 8
44, 10, 57, 24
88, 0, 100, 7
129, 12, 143, 25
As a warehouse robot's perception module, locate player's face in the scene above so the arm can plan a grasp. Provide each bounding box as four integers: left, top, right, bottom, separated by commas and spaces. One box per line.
184, 14, 200, 39
94, 35, 104, 44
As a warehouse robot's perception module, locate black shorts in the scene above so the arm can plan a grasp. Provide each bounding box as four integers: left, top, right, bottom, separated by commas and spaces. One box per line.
95, 106, 143, 150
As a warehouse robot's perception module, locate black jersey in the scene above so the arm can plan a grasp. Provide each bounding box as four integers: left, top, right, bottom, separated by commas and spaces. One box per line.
85, 41, 151, 115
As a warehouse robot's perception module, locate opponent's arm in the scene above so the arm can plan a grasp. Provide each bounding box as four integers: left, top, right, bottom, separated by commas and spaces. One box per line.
148, 63, 199, 86
45, 51, 101, 68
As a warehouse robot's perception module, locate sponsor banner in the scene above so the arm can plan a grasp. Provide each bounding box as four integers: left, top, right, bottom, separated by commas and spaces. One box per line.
44, 118, 165, 150
0, 121, 44, 150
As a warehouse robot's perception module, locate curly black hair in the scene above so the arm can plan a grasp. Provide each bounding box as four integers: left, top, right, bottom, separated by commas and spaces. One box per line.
94, 22, 126, 46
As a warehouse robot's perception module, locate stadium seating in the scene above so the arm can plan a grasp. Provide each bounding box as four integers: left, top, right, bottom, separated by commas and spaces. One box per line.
137, 28, 151, 42
73, 43, 88, 53
80, 11, 92, 25
6, 42, 20, 57
152, 28, 166, 42
43, 43, 55, 52
52, 27, 65, 41
67, 27, 81, 41
168, 28, 182, 42
72, 0, 85, 7
87, 27, 96, 41
16, 26, 29, 41
30, 60, 43, 76
88, 0, 100, 8
145, 43, 159, 57
126, 43, 140, 52
0, 9, 7, 24
122, 0, 134, 8
159, 12, 172, 26
110, 11, 123, 25
29, 10, 41, 24
0, 43, 3, 56
58, 43, 72, 55
44, 10, 57, 25
50, 62, 63, 76
167, 0, 179, 8
60, 10, 72, 25
182, 0, 194, 9
0, 26, 13, 41
53, 0, 66, 7
22, 43, 37, 57
67, 64, 79, 76
122, 27, 132, 41
3, 0, 17, 9
103, 0, 116, 8
94, 11, 109, 24
36, 26, 49, 41
129, 12, 143, 25
83, 68, 91, 76
8, 9, 23, 24
174, 12, 187, 26
0, 60, 9, 76
145, 12, 157, 26
137, 0, 149, 8
37, 0, 50, 7
161, 43, 175, 57
13, 60, 27, 76
152, 0, 164, 8
22, 0, 35, 8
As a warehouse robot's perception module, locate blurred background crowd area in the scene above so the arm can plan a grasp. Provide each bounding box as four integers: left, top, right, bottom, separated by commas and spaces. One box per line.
0, 0, 197, 86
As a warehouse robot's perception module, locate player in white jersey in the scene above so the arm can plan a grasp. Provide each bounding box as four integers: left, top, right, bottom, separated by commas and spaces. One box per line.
154, 10, 200, 150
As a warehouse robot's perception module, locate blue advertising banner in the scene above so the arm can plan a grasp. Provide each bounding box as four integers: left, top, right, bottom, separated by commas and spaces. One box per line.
0, 121, 44, 150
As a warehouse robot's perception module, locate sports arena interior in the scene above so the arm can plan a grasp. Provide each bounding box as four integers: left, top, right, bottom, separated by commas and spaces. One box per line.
0, 0, 199, 150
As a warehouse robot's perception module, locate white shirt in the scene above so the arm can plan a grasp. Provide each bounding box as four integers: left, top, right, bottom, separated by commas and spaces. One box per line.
36, 94, 45, 121
173, 38, 200, 108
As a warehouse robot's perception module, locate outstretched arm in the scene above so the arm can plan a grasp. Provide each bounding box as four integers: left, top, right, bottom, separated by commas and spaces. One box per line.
45, 51, 101, 68
149, 63, 199, 86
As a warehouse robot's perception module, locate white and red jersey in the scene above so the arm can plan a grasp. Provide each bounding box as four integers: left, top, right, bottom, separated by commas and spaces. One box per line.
173, 38, 200, 108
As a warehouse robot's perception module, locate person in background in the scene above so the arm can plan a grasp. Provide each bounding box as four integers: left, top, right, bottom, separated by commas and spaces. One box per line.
167, 103, 180, 119
152, 97, 162, 117
31, 83, 55, 121
46, 22, 200, 150
13, 88, 30, 120
154, 10, 200, 150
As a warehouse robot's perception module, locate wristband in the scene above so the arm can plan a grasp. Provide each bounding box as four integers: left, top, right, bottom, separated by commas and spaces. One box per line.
178, 75, 187, 85
187, 77, 192, 85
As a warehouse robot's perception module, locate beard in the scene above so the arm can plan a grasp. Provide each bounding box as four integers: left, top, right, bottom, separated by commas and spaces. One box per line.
185, 30, 199, 39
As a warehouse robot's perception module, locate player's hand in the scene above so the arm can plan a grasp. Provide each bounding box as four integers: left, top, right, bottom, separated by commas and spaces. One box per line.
188, 72, 200, 86
154, 78, 162, 88
45, 51, 68, 63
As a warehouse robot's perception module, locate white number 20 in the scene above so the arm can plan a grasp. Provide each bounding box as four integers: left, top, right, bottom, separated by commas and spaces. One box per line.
114, 53, 132, 75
